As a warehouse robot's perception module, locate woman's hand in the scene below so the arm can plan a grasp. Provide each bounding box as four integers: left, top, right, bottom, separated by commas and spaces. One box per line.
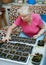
33, 35, 39, 39
2, 36, 11, 42
2, 23, 16, 43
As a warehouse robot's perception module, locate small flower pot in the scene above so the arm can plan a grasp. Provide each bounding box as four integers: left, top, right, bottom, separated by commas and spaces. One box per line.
1, 53, 6, 58
13, 55, 19, 61
10, 50, 15, 54
15, 51, 22, 55
1, 44, 7, 48
7, 55, 12, 59
22, 52, 28, 56
13, 46, 18, 49
18, 47, 24, 51
38, 40, 44, 46
32, 53, 43, 65
4, 50, 9, 53
7, 45, 12, 49
19, 56, 27, 62
0, 48, 3, 54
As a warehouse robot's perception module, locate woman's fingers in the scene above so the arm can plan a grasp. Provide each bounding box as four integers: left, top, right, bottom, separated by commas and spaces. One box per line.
2, 37, 6, 42
2, 37, 11, 42
33, 35, 38, 39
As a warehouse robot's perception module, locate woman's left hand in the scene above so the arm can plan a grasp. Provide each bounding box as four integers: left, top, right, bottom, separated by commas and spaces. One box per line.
33, 35, 39, 39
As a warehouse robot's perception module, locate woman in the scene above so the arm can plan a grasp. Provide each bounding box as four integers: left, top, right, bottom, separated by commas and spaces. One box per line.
2, 5, 45, 42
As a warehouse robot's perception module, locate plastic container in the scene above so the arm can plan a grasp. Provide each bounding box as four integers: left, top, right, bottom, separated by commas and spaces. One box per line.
27, 0, 36, 4
0, 42, 33, 65
37, 40, 45, 46
41, 14, 46, 22
32, 53, 43, 65
11, 35, 36, 44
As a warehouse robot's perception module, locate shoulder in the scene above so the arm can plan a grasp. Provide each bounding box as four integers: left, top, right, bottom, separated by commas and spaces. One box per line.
16, 16, 22, 20
15, 16, 22, 22
32, 13, 41, 19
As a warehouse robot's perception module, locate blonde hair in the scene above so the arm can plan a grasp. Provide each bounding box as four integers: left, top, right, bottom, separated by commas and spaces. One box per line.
18, 5, 30, 15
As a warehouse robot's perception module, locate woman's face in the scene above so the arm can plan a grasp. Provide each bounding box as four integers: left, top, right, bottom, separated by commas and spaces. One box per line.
20, 13, 31, 22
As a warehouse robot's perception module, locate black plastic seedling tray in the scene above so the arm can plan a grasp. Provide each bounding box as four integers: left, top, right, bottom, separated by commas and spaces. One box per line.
0, 42, 33, 62
11, 36, 36, 44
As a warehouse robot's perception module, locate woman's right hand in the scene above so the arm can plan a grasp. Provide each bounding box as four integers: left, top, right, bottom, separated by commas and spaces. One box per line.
2, 36, 11, 42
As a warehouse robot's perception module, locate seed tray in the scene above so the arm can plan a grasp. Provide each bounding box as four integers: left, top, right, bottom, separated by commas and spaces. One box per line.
11, 36, 36, 44
0, 42, 33, 63
37, 40, 45, 46
0, 43, 33, 53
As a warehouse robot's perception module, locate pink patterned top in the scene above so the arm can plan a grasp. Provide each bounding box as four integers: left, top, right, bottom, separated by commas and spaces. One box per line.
14, 13, 44, 37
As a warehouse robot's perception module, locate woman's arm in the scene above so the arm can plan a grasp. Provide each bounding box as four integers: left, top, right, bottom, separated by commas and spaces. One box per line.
6, 23, 16, 37
2, 16, 22, 42
33, 14, 46, 39
33, 24, 45, 39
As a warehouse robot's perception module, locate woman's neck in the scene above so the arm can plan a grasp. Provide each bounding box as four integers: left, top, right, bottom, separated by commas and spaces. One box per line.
27, 21, 32, 25
27, 16, 32, 25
